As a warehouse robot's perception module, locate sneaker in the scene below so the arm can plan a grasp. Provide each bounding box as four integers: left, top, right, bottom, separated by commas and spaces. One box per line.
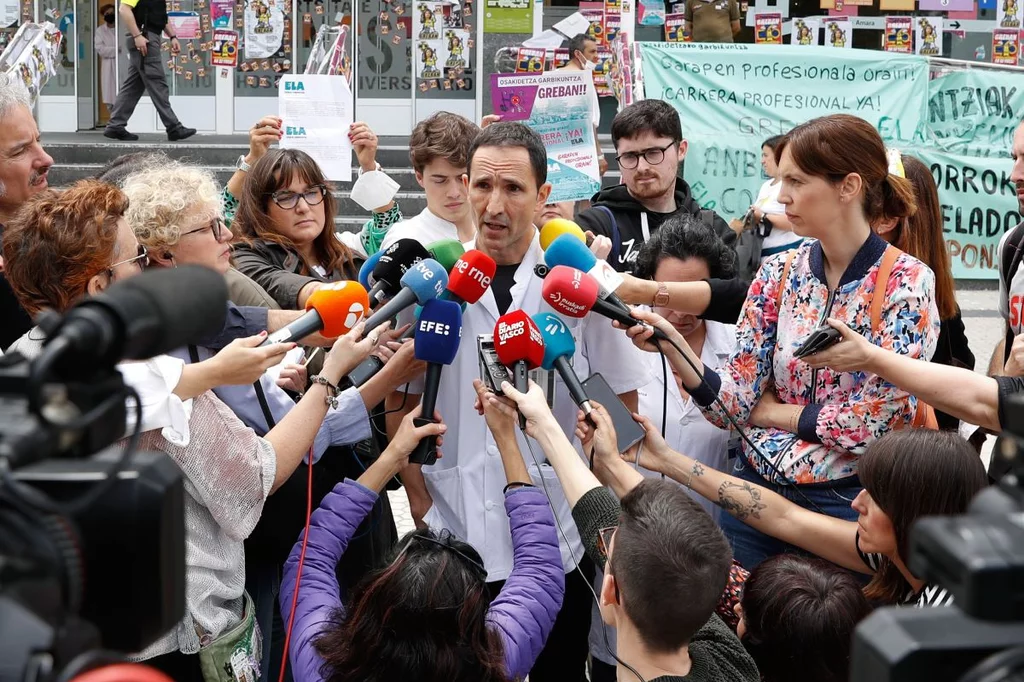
103, 127, 139, 141
167, 125, 197, 141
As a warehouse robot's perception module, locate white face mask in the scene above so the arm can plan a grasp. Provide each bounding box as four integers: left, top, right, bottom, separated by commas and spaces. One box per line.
581, 58, 597, 71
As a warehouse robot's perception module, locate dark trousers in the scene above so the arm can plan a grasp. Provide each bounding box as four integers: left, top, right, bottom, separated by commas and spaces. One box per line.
107, 31, 180, 131
486, 555, 595, 682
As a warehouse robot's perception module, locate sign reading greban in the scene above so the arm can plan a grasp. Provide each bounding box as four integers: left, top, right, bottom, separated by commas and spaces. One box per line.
640, 42, 1022, 279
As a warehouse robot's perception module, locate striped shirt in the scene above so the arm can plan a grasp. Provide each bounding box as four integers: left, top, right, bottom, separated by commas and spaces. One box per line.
856, 532, 954, 608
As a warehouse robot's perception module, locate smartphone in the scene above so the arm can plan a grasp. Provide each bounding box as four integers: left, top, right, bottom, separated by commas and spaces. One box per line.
793, 326, 843, 359
582, 373, 645, 454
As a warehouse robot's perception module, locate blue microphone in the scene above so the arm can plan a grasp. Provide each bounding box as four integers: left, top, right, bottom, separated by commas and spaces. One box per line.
532, 311, 593, 416
544, 234, 631, 314
411, 298, 463, 465
358, 249, 382, 290
361, 258, 448, 337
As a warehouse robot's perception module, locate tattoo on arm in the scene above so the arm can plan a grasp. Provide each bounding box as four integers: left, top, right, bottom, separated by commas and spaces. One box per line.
691, 461, 705, 478
718, 481, 767, 521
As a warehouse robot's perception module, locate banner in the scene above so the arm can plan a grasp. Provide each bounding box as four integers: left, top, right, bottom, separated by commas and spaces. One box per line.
791, 17, 820, 46
927, 69, 1024, 157
823, 16, 851, 48
915, 16, 942, 56
490, 72, 602, 202
993, 28, 1020, 65
884, 16, 912, 53
754, 13, 783, 44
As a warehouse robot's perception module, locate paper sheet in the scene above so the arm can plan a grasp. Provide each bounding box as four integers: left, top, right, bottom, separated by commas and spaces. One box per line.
279, 75, 353, 182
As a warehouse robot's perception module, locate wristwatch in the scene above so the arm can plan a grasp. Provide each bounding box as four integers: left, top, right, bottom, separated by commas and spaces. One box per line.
653, 282, 670, 307
236, 155, 251, 173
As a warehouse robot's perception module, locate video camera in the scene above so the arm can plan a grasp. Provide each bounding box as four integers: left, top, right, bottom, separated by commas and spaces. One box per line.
851, 394, 1024, 682
0, 266, 228, 682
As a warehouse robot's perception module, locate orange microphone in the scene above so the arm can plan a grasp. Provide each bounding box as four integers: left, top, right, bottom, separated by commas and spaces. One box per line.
260, 280, 369, 345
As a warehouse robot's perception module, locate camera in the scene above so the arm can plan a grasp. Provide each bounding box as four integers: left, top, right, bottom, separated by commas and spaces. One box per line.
851, 394, 1024, 682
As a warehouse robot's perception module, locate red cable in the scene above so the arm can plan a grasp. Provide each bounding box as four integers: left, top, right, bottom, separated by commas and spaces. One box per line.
278, 448, 315, 682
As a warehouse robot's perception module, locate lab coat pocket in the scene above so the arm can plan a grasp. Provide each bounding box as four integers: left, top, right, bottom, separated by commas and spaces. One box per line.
421, 465, 468, 539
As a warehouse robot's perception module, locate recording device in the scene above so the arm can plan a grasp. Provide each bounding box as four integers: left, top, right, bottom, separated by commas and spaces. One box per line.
261, 281, 370, 346
793, 325, 843, 359
581, 373, 645, 454
494, 311, 545, 428
0, 268, 226, 680
533, 312, 593, 416
368, 239, 431, 306
544, 233, 630, 315
358, 248, 382, 290
851, 394, 1024, 681
478, 335, 513, 396
362, 258, 448, 337
411, 299, 463, 465
426, 238, 467, 273
539, 218, 587, 251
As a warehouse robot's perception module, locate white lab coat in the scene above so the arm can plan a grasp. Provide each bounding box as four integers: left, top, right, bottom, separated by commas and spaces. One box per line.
413, 231, 653, 582
95, 22, 118, 107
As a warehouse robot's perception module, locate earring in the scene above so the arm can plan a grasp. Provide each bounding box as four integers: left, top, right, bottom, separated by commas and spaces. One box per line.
166, 253, 176, 268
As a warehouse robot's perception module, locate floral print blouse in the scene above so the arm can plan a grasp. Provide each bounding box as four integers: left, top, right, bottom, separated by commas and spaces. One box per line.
690, 233, 939, 484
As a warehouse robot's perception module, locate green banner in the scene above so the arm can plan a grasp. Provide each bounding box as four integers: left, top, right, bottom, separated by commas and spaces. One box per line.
926, 69, 1024, 159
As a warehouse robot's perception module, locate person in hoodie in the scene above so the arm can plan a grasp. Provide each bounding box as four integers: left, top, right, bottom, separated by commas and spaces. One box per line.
576, 99, 734, 273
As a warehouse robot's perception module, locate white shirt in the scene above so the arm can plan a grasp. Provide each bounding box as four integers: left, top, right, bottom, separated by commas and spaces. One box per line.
414, 230, 653, 581
755, 178, 802, 258
379, 206, 460, 252
998, 223, 1024, 336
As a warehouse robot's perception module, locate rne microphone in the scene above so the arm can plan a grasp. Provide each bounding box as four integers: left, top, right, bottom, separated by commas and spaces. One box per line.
361, 257, 448, 337
539, 217, 587, 251
396, 250, 495, 342
544, 234, 630, 314
368, 238, 431, 306
531, 311, 593, 416
427, 238, 467, 272
494, 311, 545, 428
542, 265, 669, 343
411, 299, 463, 465
261, 280, 369, 346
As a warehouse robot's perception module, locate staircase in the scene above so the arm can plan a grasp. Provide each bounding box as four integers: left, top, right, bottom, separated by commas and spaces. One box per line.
44, 132, 621, 233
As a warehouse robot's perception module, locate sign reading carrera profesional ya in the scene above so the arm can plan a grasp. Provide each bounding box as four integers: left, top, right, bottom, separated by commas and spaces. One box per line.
278, 75, 354, 182
489, 72, 602, 203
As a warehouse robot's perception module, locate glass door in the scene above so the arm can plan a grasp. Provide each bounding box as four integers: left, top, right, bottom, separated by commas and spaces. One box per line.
354, 0, 412, 134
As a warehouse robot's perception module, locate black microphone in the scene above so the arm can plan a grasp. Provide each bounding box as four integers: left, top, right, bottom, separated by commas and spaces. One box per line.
361, 258, 448, 337
368, 239, 431, 307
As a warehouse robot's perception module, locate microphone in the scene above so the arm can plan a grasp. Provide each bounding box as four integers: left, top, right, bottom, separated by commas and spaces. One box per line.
494, 311, 545, 428
361, 258, 448, 337
368, 238, 431, 306
358, 249, 382, 290
261, 280, 369, 346
539, 217, 587, 251
445, 249, 496, 305
531, 312, 593, 415
542, 265, 669, 343
427, 238, 467, 272
411, 299, 463, 465
544, 234, 630, 314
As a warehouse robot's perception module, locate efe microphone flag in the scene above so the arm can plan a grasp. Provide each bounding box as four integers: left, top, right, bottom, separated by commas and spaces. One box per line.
412, 298, 464, 465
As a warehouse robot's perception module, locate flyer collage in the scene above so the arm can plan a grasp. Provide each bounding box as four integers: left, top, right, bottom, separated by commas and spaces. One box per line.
413, 0, 474, 91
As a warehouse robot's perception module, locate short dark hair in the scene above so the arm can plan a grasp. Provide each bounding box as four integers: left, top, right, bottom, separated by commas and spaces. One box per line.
611, 480, 732, 652
634, 213, 737, 281
409, 112, 481, 174
762, 135, 785, 151
611, 99, 683, 148
568, 33, 595, 57
741, 555, 871, 682
467, 122, 547, 188
96, 151, 171, 187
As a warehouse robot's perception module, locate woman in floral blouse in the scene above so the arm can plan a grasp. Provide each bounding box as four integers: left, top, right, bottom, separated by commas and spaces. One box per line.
624, 114, 939, 568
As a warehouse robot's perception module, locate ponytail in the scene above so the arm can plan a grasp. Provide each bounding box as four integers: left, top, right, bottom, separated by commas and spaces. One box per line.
876, 173, 917, 224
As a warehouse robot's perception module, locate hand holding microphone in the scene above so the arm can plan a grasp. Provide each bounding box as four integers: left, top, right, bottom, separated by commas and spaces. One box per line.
532, 311, 593, 417
411, 298, 463, 465
544, 233, 630, 314
361, 258, 448, 337
494, 311, 544, 429
321, 320, 391, 386
261, 280, 369, 346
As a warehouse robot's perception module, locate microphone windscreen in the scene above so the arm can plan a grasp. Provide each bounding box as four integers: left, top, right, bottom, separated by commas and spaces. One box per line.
306, 281, 370, 337
494, 310, 545, 370
544, 233, 597, 272
542, 265, 599, 318
373, 238, 431, 286
401, 258, 449, 304
414, 299, 463, 365
448, 250, 497, 304
532, 312, 576, 371
427, 238, 467, 272
540, 218, 587, 251
358, 249, 382, 290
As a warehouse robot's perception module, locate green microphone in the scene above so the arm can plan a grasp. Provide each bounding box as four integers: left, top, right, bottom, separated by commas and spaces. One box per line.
426, 238, 465, 273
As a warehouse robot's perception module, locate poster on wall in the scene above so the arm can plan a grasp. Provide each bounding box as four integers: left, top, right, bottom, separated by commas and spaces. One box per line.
754, 12, 783, 44
916, 0, 975, 9
998, 0, 1022, 28
243, 0, 284, 59
416, 39, 444, 78
167, 11, 201, 39
594, 48, 612, 95
879, 0, 914, 8
211, 28, 239, 65
605, 14, 621, 43
482, 0, 531, 33
416, 2, 442, 39
579, 2, 606, 45
992, 28, 1020, 65
915, 16, 942, 56
883, 15, 912, 53
443, 27, 470, 72
514, 47, 545, 72
637, 0, 665, 26
791, 17, 820, 45
279, 75, 353, 182
664, 12, 687, 41
211, 0, 233, 28
823, 16, 851, 48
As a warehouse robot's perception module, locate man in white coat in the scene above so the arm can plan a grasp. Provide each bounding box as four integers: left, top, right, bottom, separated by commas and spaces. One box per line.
95, 5, 119, 110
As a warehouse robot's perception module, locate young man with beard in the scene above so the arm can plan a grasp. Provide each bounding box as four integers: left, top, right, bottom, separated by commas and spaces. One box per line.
385, 122, 651, 681
576, 99, 734, 273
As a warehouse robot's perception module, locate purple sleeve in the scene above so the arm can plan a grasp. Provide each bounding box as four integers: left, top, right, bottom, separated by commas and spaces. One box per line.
280, 479, 378, 682
485, 487, 566, 680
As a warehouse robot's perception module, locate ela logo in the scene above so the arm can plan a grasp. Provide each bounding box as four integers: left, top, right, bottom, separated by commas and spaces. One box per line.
286, 126, 307, 136
284, 80, 305, 92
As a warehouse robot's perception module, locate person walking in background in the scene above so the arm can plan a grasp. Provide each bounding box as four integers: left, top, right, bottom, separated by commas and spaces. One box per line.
104, 0, 195, 141
685, 0, 741, 43
558, 34, 607, 178
95, 4, 119, 113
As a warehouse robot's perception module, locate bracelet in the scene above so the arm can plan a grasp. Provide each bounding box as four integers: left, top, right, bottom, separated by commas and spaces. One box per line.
133, 33, 142, 38
310, 374, 339, 398
503, 482, 535, 494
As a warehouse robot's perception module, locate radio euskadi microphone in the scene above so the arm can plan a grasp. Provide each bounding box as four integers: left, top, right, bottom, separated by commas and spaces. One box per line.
411, 298, 463, 465
367, 238, 431, 306
358, 249, 382, 290
544, 233, 631, 314
539, 217, 587, 251
542, 265, 670, 343
426, 238, 466, 273
261, 280, 369, 346
532, 311, 593, 416
361, 257, 448, 337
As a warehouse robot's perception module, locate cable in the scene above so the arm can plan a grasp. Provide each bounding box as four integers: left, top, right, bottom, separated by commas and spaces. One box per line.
371, 383, 411, 438
279, 447, 315, 682
659, 349, 668, 481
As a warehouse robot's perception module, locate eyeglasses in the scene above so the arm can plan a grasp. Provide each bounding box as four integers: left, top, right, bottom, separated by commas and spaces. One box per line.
107, 244, 149, 277
615, 143, 675, 170
267, 184, 328, 210
597, 525, 618, 558
181, 217, 227, 241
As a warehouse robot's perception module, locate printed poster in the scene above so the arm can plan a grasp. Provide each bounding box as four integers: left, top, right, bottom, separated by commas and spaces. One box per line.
279, 75, 353, 182
637, 0, 666, 26
167, 11, 201, 39
443, 3, 463, 27
605, 14, 621, 44
915, 16, 942, 56
443, 28, 470, 72
514, 47, 545, 72
211, 0, 233, 28
243, 0, 284, 59
823, 16, 851, 48
211, 29, 239, 66
417, 2, 442, 38
754, 12, 783, 44
580, 2, 606, 45
552, 47, 570, 68
483, 0, 531, 33
993, 28, 1020, 65
999, 0, 1022, 28
918, 0, 976, 9
791, 17, 820, 45
884, 16, 912, 53
879, 0, 914, 8
665, 12, 688, 41
417, 39, 444, 78
489, 72, 602, 203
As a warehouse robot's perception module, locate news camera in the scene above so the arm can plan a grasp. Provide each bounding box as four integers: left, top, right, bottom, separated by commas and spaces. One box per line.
0, 266, 228, 682
851, 393, 1024, 682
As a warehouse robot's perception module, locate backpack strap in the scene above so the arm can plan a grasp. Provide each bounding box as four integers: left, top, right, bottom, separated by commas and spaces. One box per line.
189, 344, 277, 429
595, 205, 621, 265
870, 245, 901, 335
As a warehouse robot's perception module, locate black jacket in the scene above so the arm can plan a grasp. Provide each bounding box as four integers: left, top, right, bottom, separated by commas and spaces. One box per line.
576, 177, 735, 273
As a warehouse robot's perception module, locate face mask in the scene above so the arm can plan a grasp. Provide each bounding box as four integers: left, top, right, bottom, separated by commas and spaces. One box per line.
582, 58, 597, 71
104, 12, 114, 22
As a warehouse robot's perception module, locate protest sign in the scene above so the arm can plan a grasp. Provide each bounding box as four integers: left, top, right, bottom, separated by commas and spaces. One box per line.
755, 13, 783, 44
279, 75, 353, 182
926, 68, 1024, 157
993, 29, 1020, 65
791, 17, 820, 45
490, 72, 602, 203
665, 13, 688, 41
884, 16, 912, 53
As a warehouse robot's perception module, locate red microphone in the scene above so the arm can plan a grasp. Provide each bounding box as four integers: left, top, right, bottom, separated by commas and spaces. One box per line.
447, 249, 497, 304
542, 265, 670, 342
494, 310, 545, 428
